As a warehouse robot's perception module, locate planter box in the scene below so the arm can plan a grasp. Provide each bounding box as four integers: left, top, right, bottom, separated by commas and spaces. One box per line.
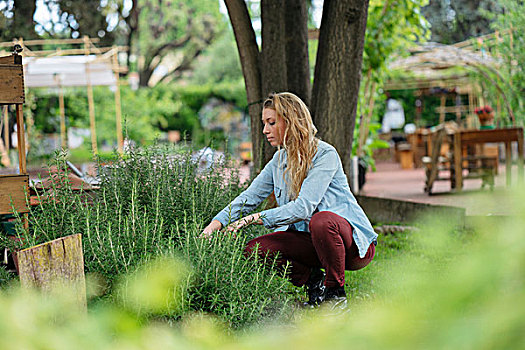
0, 175, 29, 215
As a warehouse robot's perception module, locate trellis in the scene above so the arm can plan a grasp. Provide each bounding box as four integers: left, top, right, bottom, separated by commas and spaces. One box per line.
383, 32, 515, 126
0, 36, 127, 156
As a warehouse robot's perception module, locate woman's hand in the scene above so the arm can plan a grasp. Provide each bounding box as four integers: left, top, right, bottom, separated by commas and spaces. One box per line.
225, 213, 262, 233
201, 220, 222, 238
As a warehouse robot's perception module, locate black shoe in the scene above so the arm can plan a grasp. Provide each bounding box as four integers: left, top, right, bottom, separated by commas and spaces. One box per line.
323, 286, 348, 310
302, 268, 326, 308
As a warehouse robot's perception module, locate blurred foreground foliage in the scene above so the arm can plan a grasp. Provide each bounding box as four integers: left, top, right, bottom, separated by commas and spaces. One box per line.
1, 186, 525, 348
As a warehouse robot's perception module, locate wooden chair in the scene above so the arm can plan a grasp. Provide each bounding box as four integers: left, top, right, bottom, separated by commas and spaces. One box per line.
423, 126, 450, 194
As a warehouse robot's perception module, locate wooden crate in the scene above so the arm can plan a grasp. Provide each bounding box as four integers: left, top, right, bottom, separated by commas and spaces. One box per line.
0, 174, 29, 215
0, 63, 25, 104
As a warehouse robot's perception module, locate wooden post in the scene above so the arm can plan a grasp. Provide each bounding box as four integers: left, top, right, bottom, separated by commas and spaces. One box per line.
15, 104, 26, 174
84, 36, 98, 154
112, 46, 123, 154
16, 234, 87, 311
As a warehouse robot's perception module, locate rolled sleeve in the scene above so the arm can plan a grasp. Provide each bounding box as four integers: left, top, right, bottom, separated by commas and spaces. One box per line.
259, 148, 338, 229
213, 155, 276, 226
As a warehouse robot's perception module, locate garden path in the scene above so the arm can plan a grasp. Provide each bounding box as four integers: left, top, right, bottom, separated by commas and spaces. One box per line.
359, 161, 520, 216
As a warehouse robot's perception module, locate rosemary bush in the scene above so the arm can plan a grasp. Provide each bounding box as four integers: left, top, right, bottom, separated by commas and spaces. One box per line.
174, 222, 293, 329
2, 145, 294, 328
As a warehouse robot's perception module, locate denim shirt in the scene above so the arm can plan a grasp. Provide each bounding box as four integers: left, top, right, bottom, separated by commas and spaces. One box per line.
213, 140, 378, 258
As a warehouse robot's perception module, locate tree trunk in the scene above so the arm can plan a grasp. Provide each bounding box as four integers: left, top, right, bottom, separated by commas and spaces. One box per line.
285, 0, 311, 106
260, 0, 287, 164
12, 0, 37, 39
311, 0, 370, 182
126, 0, 139, 72
224, 0, 264, 171
139, 68, 153, 87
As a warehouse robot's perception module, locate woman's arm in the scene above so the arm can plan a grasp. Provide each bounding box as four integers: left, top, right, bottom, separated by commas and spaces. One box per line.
224, 212, 263, 233
259, 147, 339, 228
203, 152, 279, 235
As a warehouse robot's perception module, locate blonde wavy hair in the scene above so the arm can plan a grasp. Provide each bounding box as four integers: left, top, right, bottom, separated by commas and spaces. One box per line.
263, 92, 319, 200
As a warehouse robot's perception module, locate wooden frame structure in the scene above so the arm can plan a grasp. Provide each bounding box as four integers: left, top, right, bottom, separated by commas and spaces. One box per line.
0, 37, 127, 154
384, 32, 516, 126
0, 49, 29, 218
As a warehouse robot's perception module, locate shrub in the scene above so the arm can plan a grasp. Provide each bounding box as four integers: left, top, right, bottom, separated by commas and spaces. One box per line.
2, 145, 294, 328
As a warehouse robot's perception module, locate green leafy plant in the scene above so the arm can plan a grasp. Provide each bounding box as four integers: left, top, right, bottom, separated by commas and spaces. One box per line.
2, 145, 294, 328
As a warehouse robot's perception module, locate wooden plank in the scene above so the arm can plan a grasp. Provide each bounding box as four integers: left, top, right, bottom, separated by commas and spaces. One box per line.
17, 234, 87, 310
0, 64, 25, 104
460, 128, 522, 145
0, 55, 16, 65
0, 174, 29, 214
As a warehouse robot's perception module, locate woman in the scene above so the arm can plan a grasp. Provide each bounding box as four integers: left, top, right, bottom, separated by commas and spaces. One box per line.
202, 92, 377, 308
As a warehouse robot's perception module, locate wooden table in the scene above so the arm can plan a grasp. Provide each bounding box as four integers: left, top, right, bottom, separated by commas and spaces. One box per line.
453, 127, 524, 190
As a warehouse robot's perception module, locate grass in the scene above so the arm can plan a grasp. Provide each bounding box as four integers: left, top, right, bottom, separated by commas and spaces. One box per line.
344, 229, 416, 301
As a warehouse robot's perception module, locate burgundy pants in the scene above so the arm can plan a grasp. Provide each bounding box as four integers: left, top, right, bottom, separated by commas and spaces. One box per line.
245, 211, 375, 287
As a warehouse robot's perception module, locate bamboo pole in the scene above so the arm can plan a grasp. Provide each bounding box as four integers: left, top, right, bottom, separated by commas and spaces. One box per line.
497, 96, 502, 126
3, 106, 8, 151
112, 46, 123, 154
455, 92, 462, 123
357, 81, 377, 157
439, 94, 446, 124
0, 37, 100, 48
15, 105, 26, 174
468, 85, 474, 115
0, 136, 9, 167
84, 36, 98, 154
0, 108, 10, 166
25, 107, 32, 153
59, 87, 66, 149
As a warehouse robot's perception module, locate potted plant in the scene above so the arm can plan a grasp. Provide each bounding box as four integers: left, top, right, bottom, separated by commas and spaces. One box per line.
475, 106, 495, 129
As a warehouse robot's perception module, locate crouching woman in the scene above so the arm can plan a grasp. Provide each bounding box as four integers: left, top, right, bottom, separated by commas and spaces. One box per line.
202, 92, 377, 308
